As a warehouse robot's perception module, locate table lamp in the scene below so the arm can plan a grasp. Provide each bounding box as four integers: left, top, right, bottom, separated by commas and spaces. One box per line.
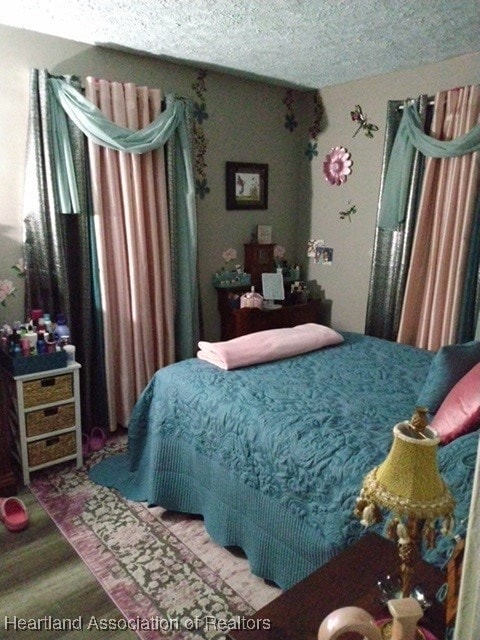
355, 408, 455, 599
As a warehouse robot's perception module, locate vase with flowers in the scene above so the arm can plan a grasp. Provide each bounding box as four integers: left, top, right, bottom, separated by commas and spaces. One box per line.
213, 248, 251, 287
273, 245, 301, 280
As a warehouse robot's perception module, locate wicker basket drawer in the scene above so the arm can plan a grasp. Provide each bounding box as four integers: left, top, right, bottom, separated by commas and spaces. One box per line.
26, 402, 76, 438
23, 373, 73, 408
27, 432, 77, 467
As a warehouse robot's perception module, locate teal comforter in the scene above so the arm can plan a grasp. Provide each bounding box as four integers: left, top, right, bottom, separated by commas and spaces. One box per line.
90, 332, 478, 589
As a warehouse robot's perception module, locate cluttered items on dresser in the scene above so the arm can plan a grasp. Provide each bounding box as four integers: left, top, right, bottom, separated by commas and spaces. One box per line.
0, 310, 75, 375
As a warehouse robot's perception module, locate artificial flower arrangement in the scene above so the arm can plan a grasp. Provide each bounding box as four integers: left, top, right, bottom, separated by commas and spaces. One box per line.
274, 245, 301, 280
212, 248, 251, 287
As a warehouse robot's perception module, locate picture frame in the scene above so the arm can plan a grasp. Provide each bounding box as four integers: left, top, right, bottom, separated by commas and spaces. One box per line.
256, 225, 272, 244
226, 162, 268, 210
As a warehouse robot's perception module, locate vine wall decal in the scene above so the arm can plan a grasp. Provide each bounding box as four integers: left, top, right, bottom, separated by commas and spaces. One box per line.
283, 89, 298, 132
192, 69, 210, 199
305, 90, 324, 160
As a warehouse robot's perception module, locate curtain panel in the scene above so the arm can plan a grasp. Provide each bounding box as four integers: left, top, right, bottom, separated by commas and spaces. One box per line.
85, 78, 176, 429
365, 96, 430, 340
48, 77, 199, 363
397, 86, 480, 349
165, 94, 201, 360
367, 85, 480, 348
378, 89, 480, 232
23, 69, 107, 431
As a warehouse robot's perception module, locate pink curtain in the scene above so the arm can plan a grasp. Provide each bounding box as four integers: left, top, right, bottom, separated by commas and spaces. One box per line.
85, 78, 175, 431
397, 85, 480, 350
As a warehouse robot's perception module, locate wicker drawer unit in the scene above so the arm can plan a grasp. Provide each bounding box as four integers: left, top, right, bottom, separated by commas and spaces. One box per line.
27, 432, 77, 467
23, 373, 73, 408
25, 402, 76, 438
8, 363, 82, 485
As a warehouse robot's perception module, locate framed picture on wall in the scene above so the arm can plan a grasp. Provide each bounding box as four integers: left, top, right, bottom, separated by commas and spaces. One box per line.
226, 162, 268, 210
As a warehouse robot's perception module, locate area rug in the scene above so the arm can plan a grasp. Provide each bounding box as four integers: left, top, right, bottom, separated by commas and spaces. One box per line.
29, 433, 280, 640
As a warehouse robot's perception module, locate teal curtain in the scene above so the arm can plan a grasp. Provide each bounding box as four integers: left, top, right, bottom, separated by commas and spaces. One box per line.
48, 76, 199, 360
365, 96, 430, 340
379, 100, 480, 231
165, 95, 200, 360
459, 194, 480, 342
23, 69, 108, 431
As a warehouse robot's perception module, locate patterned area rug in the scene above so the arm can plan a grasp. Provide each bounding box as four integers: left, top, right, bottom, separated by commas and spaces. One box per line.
29, 433, 280, 640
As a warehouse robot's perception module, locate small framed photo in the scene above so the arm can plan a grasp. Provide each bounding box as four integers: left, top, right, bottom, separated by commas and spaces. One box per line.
257, 225, 272, 244
226, 162, 268, 210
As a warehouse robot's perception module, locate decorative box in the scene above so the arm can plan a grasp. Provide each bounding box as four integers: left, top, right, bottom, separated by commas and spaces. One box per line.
0, 350, 68, 376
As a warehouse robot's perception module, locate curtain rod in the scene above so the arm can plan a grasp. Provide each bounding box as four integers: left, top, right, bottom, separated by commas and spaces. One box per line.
399, 99, 435, 110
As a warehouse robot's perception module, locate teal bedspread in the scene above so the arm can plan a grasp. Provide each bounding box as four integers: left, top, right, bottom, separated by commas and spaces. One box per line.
90, 332, 478, 589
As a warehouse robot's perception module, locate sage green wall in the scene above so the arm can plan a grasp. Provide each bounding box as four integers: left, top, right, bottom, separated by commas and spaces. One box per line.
298, 51, 480, 333
1, 23, 478, 342
0, 24, 306, 340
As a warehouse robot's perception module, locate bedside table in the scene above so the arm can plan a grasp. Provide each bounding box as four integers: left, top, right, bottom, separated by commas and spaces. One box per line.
229, 533, 445, 640
0, 363, 82, 485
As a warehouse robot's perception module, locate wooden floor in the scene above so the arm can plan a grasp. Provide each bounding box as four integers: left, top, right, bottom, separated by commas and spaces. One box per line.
0, 487, 137, 639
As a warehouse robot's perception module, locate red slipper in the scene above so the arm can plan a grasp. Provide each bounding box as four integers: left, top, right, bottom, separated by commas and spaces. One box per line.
89, 427, 106, 452
0, 497, 29, 532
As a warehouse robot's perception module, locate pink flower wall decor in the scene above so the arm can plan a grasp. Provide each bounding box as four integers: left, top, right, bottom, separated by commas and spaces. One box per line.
323, 146, 352, 186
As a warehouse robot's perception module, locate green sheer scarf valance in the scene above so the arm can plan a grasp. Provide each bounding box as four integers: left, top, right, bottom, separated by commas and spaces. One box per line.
379, 100, 480, 230
49, 78, 185, 153
48, 77, 194, 215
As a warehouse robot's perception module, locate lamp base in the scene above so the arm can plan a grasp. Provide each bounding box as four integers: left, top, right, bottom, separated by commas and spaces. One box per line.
376, 619, 438, 640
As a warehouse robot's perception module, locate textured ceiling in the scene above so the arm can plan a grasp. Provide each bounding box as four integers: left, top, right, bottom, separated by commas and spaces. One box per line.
1, 0, 478, 88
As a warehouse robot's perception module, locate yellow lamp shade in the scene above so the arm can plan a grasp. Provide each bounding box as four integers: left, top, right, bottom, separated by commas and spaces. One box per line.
376, 422, 445, 503
360, 421, 455, 520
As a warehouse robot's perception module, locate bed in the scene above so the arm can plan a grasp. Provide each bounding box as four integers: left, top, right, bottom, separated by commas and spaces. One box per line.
90, 329, 479, 590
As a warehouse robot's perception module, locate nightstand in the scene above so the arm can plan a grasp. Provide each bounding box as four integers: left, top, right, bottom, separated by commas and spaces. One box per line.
0, 363, 82, 485
229, 533, 445, 640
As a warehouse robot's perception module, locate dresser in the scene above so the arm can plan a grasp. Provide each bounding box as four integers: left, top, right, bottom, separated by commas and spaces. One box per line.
0, 363, 82, 485
0, 376, 17, 496
215, 285, 332, 341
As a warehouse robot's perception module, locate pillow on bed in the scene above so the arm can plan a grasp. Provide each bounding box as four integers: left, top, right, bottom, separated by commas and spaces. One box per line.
417, 340, 480, 413
430, 362, 480, 444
